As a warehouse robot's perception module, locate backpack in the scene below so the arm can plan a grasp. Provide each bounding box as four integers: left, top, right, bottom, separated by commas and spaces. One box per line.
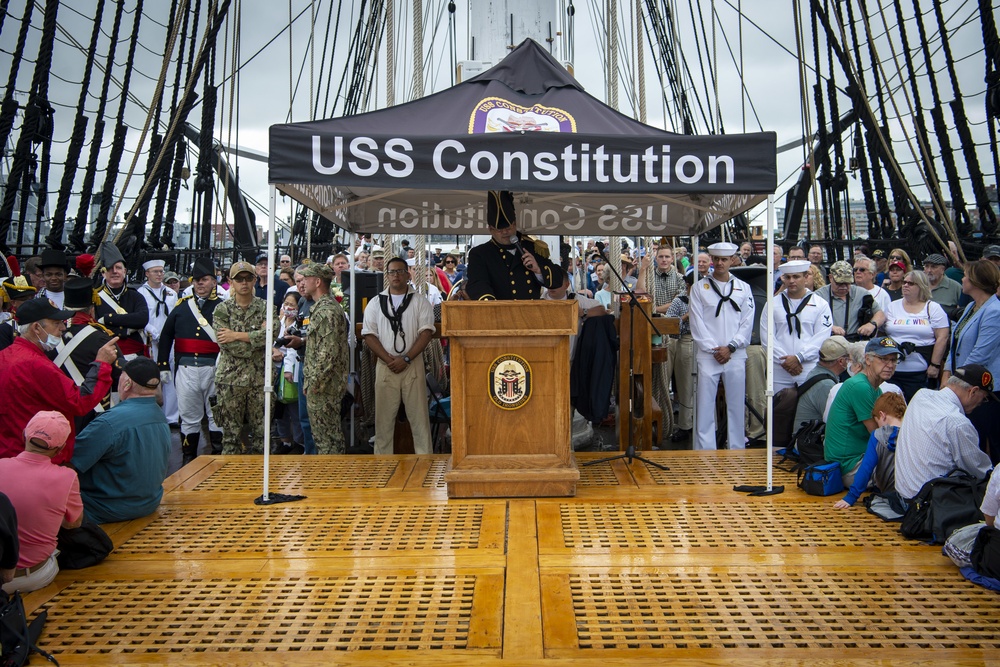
776, 420, 825, 472
772, 375, 827, 449
970, 525, 1000, 580
899, 469, 988, 544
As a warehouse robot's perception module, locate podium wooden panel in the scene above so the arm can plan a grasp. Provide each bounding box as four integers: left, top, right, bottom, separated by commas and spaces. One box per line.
441, 301, 580, 498
617, 296, 680, 452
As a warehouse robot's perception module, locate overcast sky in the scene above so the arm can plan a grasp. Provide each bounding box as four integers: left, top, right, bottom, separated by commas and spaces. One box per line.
1, 0, 992, 243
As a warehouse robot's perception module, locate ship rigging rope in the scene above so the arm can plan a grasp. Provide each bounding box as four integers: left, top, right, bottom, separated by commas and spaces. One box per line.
104, 0, 231, 258
413, 0, 423, 99
48, 0, 108, 250
0, 0, 35, 156
791, 0, 819, 237
386, 0, 394, 106
818, 2, 951, 257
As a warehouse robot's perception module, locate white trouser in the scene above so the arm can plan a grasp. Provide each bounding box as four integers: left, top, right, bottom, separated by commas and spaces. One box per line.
151, 342, 179, 423
175, 365, 217, 436
771, 358, 817, 393
374, 360, 432, 456
695, 350, 747, 450
2, 552, 58, 595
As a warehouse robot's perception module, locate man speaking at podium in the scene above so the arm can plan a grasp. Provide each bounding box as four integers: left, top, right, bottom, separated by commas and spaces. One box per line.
465, 190, 563, 301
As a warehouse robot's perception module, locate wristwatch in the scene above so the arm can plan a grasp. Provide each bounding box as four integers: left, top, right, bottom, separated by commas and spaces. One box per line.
727, 343, 737, 353
403, 355, 411, 364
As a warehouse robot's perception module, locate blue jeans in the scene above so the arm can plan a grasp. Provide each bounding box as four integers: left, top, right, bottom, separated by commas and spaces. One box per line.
297, 362, 316, 454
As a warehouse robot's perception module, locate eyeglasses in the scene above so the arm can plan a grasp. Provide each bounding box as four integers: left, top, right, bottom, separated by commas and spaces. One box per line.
874, 356, 899, 365
853, 267, 869, 272
385, 269, 408, 276
901, 280, 916, 286
232, 275, 255, 283
444, 261, 456, 265
889, 255, 903, 260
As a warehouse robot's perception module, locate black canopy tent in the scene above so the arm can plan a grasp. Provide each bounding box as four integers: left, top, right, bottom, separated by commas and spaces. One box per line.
268, 39, 777, 237
257, 39, 782, 500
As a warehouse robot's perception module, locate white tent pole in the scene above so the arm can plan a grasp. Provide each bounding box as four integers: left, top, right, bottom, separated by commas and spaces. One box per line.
349, 233, 357, 451
765, 195, 775, 490
691, 234, 699, 443
263, 185, 277, 502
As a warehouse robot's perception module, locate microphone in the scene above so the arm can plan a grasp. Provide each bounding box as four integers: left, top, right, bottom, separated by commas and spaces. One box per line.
511, 237, 525, 257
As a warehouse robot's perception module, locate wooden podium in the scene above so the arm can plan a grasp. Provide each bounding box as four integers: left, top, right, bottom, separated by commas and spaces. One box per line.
617, 296, 680, 451
441, 300, 580, 498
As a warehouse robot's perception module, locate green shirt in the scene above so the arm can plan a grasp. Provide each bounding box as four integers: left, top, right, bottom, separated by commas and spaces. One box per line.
823, 373, 882, 472
302, 293, 349, 395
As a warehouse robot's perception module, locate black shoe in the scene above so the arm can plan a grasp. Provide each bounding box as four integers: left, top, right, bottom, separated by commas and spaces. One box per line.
287, 443, 305, 455
669, 428, 692, 443
271, 441, 292, 455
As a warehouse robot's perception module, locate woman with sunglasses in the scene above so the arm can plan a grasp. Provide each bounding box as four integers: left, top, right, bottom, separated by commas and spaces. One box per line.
882, 271, 949, 401
441, 254, 462, 283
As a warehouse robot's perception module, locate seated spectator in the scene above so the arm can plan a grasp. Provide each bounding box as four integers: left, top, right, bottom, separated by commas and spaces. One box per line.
895, 364, 996, 500
71, 358, 171, 524
0, 412, 83, 594
824, 337, 902, 487
824, 341, 905, 421
792, 335, 851, 428
0, 493, 17, 589
834, 392, 907, 508
982, 465, 999, 527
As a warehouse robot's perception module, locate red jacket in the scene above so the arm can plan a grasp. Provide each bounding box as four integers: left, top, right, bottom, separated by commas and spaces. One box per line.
0, 337, 113, 464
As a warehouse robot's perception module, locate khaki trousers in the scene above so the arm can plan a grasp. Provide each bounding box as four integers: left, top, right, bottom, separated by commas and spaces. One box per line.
374, 359, 432, 455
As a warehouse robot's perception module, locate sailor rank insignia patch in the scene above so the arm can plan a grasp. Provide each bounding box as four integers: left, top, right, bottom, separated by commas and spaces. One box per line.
488, 354, 532, 410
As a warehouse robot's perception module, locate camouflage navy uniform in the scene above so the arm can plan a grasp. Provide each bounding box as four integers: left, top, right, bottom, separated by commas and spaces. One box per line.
212, 295, 275, 454
302, 293, 349, 454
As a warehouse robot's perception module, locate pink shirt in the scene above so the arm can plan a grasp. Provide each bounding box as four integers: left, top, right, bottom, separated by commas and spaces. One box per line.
0, 452, 83, 568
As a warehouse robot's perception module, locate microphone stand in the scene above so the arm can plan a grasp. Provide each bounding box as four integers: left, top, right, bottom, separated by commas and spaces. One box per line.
584, 244, 668, 471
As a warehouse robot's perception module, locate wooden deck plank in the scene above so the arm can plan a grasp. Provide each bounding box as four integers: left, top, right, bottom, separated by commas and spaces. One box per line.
18, 450, 1000, 666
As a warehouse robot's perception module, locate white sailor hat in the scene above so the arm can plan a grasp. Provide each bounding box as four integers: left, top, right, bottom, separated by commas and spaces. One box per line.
405, 258, 416, 267
142, 259, 166, 271
707, 242, 739, 257
778, 259, 812, 276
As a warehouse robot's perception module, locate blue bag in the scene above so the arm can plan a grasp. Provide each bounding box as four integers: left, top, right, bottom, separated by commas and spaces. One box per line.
797, 461, 844, 496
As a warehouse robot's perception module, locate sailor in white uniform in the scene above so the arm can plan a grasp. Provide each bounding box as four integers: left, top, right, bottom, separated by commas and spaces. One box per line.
761, 259, 834, 392
689, 242, 756, 450
140, 259, 179, 423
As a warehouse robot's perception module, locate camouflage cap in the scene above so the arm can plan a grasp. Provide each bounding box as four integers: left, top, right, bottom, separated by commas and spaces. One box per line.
828, 260, 854, 284
298, 262, 333, 281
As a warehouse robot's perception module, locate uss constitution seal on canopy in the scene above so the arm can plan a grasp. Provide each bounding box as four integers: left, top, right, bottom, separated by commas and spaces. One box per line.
489, 354, 532, 410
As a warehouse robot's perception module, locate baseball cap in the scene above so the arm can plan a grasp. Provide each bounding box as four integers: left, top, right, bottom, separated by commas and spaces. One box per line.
298, 262, 333, 280
15, 298, 75, 324
124, 357, 161, 389
889, 260, 906, 271
163, 271, 180, 284
230, 261, 256, 279
23, 411, 71, 450
819, 335, 851, 361
255, 252, 268, 264
828, 260, 854, 284
952, 365, 998, 399
923, 253, 948, 266
865, 336, 903, 358
871, 249, 886, 259
983, 245, 1000, 259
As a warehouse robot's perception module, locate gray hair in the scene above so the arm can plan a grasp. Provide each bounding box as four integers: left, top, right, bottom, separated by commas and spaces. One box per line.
854, 256, 877, 273
16, 323, 33, 336
946, 376, 972, 392
848, 341, 868, 367
904, 271, 933, 302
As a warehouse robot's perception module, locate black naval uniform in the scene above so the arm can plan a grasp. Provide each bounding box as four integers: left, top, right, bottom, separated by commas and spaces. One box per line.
465, 235, 562, 300
59, 314, 126, 431
158, 290, 224, 460
94, 283, 149, 357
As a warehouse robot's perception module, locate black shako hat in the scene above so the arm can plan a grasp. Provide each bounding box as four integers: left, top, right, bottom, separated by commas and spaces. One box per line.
191, 257, 216, 280
38, 248, 69, 270
63, 277, 97, 311
486, 190, 516, 230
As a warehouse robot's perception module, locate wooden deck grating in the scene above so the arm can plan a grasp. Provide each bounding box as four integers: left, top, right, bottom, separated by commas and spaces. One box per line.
21, 450, 1000, 666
